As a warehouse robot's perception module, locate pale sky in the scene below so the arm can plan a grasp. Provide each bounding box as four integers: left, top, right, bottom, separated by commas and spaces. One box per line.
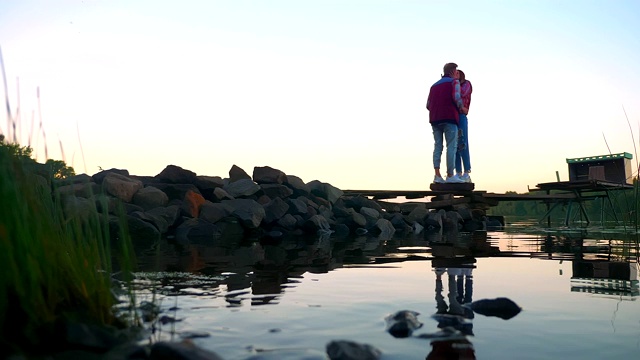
1, 0, 639, 193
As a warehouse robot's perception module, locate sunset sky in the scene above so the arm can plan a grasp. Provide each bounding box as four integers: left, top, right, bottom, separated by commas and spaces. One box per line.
1, 0, 639, 193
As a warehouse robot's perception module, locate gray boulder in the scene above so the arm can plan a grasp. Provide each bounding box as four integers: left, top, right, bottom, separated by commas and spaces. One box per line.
147, 205, 181, 229
286, 198, 308, 216
223, 178, 261, 198
132, 186, 169, 211
372, 218, 396, 240
260, 183, 293, 199
153, 183, 201, 202
212, 187, 234, 201
199, 201, 231, 224
302, 214, 331, 233
407, 205, 429, 224
263, 197, 290, 224
55, 181, 100, 199
285, 174, 310, 195
130, 210, 169, 234
150, 340, 224, 360
307, 180, 344, 204
175, 218, 221, 243
62, 196, 94, 222
127, 215, 161, 241
102, 173, 143, 202
253, 166, 287, 184
229, 164, 251, 182
359, 207, 380, 228
326, 340, 381, 360
277, 213, 298, 230
222, 199, 266, 229
92, 168, 129, 184
156, 164, 197, 184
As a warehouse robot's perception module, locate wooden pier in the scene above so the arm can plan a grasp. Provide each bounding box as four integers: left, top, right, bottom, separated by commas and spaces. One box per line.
343, 179, 633, 226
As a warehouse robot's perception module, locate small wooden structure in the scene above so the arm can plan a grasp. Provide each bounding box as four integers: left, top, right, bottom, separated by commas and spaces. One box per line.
566, 152, 633, 185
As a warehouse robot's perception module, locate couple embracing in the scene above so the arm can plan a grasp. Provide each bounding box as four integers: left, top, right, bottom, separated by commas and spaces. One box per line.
426, 62, 473, 184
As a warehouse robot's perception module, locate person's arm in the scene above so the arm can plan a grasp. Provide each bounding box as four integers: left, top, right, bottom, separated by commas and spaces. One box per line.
453, 79, 466, 113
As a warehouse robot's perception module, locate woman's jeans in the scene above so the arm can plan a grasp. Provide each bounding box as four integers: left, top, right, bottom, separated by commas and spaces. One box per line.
432, 122, 458, 176
455, 114, 471, 174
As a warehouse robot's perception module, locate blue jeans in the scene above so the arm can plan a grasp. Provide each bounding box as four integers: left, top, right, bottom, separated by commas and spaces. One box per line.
455, 114, 471, 174
432, 122, 458, 176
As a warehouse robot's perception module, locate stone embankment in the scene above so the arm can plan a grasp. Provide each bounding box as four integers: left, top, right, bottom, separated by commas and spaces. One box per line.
52, 164, 500, 244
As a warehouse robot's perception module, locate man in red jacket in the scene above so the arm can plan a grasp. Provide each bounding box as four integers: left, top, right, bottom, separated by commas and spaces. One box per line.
426, 62, 468, 184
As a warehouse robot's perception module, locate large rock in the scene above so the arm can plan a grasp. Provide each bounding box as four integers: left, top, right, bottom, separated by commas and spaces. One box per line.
343, 195, 383, 213
326, 340, 381, 360
307, 180, 344, 204
372, 218, 396, 240
181, 189, 206, 218
277, 213, 298, 230
467, 297, 522, 320
92, 168, 129, 184
286, 198, 308, 216
223, 178, 261, 198
62, 196, 95, 222
152, 183, 201, 202
302, 214, 331, 233
175, 218, 221, 243
253, 166, 287, 184
150, 340, 224, 360
407, 205, 429, 224
199, 201, 231, 224
263, 197, 290, 224
55, 181, 100, 199
147, 205, 181, 229
359, 207, 380, 228
102, 173, 143, 203
285, 174, 310, 195
212, 187, 234, 201
132, 186, 169, 211
260, 183, 293, 199
156, 164, 198, 184
127, 215, 161, 241
195, 175, 224, 199
130, 210, 169, 234
222, 199, 266, 229
229, 164, 251, 182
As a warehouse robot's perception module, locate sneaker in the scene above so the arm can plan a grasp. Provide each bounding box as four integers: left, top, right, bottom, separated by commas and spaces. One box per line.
433, 175, 446, 184
460, 173, 472, 183
446, 174, 465, 183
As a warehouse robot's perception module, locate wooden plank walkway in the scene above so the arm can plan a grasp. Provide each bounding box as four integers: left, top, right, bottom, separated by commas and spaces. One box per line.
342, 179, 634, 223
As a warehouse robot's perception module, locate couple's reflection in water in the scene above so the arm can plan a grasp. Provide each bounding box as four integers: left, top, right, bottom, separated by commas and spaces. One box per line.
423, 229, 494, 360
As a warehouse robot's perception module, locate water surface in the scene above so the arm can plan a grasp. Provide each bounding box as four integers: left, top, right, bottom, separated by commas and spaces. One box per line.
130, 222, 640, 359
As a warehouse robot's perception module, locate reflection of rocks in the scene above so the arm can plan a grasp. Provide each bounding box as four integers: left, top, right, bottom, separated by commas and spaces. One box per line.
50, 164, 500, 246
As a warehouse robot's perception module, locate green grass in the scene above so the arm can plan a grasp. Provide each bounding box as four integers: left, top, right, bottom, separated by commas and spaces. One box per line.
0, 138, 136, 355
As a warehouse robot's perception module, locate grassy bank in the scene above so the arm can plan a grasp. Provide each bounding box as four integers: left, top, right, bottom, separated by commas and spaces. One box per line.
0, 137, 136, 356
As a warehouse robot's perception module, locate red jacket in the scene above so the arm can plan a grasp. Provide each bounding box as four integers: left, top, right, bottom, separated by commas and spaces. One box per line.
426, 76, 462, 125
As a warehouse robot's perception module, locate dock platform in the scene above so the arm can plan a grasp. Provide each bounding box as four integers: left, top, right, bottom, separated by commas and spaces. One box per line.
342, 179, 634, 225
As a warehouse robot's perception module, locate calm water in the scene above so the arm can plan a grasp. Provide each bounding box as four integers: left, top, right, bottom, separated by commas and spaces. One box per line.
129, 221, 640, 360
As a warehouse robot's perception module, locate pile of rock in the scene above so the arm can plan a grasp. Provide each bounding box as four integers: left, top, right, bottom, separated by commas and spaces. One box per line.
52, 164, 494, 244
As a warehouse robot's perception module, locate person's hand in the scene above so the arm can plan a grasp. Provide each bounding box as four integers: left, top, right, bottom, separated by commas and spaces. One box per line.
460, 106, 468, 114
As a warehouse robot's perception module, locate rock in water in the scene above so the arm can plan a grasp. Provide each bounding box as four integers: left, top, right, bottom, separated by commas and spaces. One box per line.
467, 297, 521, 320
385, 310, 423, 338
326, 340, 382, 360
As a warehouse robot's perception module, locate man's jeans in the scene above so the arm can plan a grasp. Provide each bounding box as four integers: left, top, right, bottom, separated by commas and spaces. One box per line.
432, 122, 458, 176
455, 114, 471, 174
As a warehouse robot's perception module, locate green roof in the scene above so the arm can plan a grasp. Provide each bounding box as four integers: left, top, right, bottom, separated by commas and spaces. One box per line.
566, 152, 633, 163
